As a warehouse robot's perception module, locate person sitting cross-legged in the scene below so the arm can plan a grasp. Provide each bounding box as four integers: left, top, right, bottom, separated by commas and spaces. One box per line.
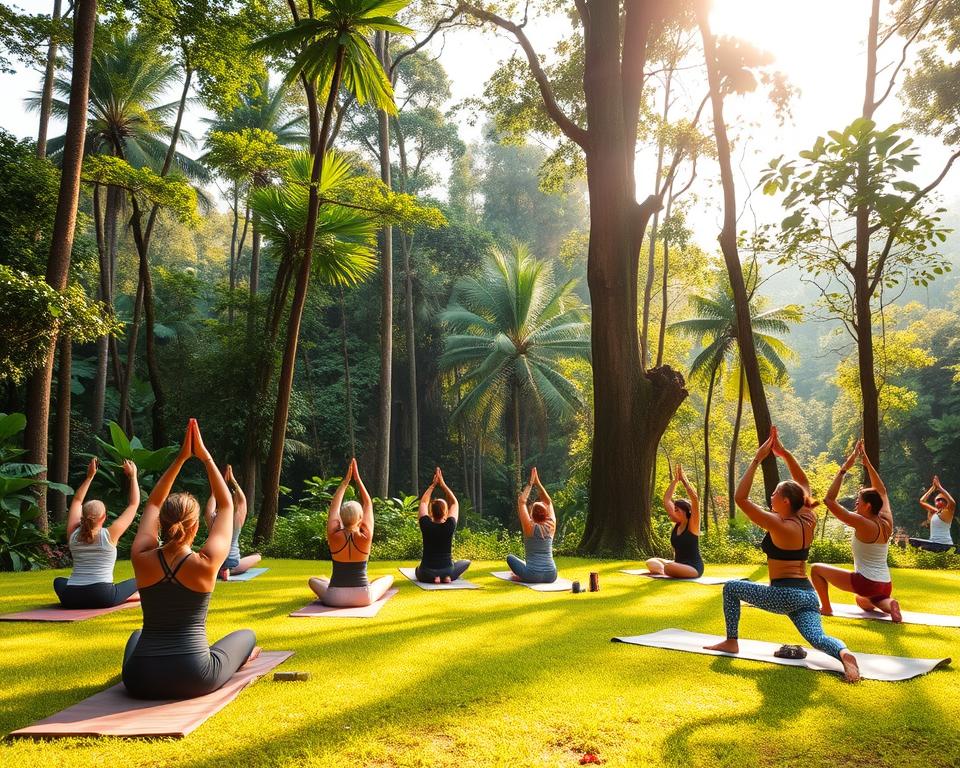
646, 462, 703, 579
506, 468, 558, 584
414, 467, 471, 584
910, 476, 955, 552
203, 465, 262, 580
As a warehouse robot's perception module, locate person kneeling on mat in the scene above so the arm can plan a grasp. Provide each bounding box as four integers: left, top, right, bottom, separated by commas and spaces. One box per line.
415, 467, 470, 584
646, 463, 703, 579
122, 420, 257, 700
506, 468, 558, 584
307, 458, 394, 607
705, 427, 860, 682
811, 440, 901, 622
910, 477, 955, 552
204, 465, 262, 580
53, 457, 140, 609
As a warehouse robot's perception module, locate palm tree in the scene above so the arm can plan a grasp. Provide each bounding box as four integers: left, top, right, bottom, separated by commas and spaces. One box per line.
440, 242, 591, 493
670, 270, 799, 519
253, 0, 412, 542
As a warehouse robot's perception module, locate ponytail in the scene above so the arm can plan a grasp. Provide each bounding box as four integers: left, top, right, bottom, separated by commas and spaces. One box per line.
77, 501, 105, 544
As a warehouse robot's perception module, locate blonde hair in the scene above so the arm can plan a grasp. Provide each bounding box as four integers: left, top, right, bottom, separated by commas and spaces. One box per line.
340, 500, 363, 529
77, 500, 106, 544
159, 492, 200, 549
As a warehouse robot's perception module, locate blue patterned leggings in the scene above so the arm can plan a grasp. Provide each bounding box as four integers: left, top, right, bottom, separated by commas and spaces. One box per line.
722, 579, 846, 660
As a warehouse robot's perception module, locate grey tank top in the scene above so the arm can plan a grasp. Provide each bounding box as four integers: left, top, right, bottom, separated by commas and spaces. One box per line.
930, 513, 954, 545
228, 522, 242, 561
131, 552, 211, 657
523, 524, 555, 571
330, 559, 368, 588
68, 528, 117, 585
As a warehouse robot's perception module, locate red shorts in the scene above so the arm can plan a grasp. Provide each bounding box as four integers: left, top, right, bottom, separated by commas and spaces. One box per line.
850, 572, 892, 602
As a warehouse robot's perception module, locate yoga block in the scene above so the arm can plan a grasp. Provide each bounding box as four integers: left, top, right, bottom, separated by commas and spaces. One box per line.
274, 671, 310, 682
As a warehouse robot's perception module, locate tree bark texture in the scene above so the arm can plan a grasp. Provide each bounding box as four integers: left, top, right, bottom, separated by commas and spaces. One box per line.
36, 0, 63, 158
49, 334, 72, 520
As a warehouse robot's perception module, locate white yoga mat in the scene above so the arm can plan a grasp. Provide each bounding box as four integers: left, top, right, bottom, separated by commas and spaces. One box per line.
491, 571, 573, 592
826, 603, 960, 628
398, 567, 480, 590
621, 570, 747, 585
227, 568, 268, 582
612, 628, 951, 682
289, 588, 398, 618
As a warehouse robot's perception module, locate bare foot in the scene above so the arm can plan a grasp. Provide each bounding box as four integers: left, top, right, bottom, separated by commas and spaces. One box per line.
443, 576, 452, 583
705, 639, 740, 654
433, 577, 441, 584
889, 599, 902, 624
241, 646, 262, 669
820, 607, 833, 617
839, 650, 860, 683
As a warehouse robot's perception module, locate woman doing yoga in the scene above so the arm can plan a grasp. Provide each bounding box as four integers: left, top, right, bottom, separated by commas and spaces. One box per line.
506, 468, 558, 584
122, 420, 257, 700
415, 467, 471, 583
911, 477, 955, 552
53, 457, 140, 609
307, 458, 394, 607
204, 465, 262, 580
646, 463, 703, 578
705, 427, 860, 682
811, 440, 901, 622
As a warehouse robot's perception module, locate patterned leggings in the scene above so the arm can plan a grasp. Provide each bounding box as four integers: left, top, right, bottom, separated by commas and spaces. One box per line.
722, 579, 846, 660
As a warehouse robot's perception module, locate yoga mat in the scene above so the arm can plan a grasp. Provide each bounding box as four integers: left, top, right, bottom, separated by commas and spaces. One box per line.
825, 603, 960, 628
620, 570, 748, 586
227, 567, 268, 582
398, 567, 480, 590
0, 597, 140, 623
289, 588, 398, 618
612, 628, 951, 682
9, 650, 293, 739
491, 571, 573, 592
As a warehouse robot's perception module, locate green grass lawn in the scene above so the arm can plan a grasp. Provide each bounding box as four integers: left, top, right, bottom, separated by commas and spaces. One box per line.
1, 559, 959, 768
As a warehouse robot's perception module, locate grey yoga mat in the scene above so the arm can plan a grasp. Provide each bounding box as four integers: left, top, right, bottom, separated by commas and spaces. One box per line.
620, 570, 748, 585
226, 567, 268, 582
612, 628, 951, 682
398, 567, 480, 590
823, 602, 960, 628
491, 571, 573, 592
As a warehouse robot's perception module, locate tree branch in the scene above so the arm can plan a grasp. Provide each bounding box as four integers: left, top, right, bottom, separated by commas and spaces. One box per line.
873, 0, 938, 111
390, 9, 460, 82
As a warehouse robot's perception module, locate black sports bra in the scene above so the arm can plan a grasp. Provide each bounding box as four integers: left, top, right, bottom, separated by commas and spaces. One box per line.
761, 517, 811, 561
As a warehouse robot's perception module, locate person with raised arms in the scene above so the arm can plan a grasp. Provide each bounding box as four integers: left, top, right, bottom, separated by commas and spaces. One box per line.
811, 439, 901, 622
53, 457, 140, 609
645, 462, 703, 579
705, 427, 860, 682
307, 458, 394, 607
506, 468, 558, 584
122, 420, 257, 700
414, 467, 471, 584
203, 465, 262, 580
911, 476, 955, 552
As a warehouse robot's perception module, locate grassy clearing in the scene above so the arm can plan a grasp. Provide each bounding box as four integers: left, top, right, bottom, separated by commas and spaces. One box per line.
1, 559, 958, 768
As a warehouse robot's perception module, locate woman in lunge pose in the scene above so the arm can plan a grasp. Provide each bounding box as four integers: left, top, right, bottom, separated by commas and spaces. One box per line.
307, 458, 394, 607
811, 440, 900, 622
646, 463, 703, 578
122, 420, 257, 700
705, 427, 860, 682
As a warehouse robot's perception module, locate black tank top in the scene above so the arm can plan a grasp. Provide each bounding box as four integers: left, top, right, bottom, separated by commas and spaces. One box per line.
330, 559, 368, 588
761, 516, 811, 561
131, 551, 211, 657
670, 522, 701, 565
419, 516, 456, 569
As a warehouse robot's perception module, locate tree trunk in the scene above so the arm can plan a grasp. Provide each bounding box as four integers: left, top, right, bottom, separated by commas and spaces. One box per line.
247, 213, 262, 345
702, 364, 718, 525
339, 287, 356, 455
91, 183, 119, 434
698, 4, 779, 499
512, 381, 522, 494
24, 0, 97, 527
727, 366, 745, 519
49, 334, 71, 521
228, 184, 240, 324
36, 0, 63, 158
400, 232, 418, 492
374, 30, 393, 497
117, 276, 143, 435
655, 181, 675, 368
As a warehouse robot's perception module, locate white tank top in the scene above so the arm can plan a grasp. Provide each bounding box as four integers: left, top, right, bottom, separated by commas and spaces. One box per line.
68, 528, 118, 585
930, 513, 954, 545
851, 524, 890, 583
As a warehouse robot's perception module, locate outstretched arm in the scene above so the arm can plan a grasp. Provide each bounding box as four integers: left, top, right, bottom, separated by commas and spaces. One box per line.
532, 468, 554, 521
663, 469, 681, 524
193, 423, 233, 564
353, 459, 374, 535
824, 447, 859, 528
204, 493, 217, 531
67, 457, 99, 538
771, 426, 811, 496
735, 434, 783, 532
517, 470, 534, 536
419, 469, 438, 519
678, 465, 700, 535
328, 461, 353, 536
226, 465, 247, 530
132, 424, 192, 558
934, 476, 956, 521
107, 460, 141, 545
437, 468, 459, 520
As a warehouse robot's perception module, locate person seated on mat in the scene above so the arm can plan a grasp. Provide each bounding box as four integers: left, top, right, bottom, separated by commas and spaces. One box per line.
53, 457, 140, 609
705, 427, 860, 682
415, 467, 471, 583
811, 439, 901, 622
307, 458, 394, 607
646, 462, 703, 578
506, 467, 558, 584
204, 465, 262, 580
122, 419, 257, 700
910, 476, 955, 552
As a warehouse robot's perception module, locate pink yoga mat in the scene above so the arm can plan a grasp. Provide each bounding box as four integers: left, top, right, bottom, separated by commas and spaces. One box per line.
9, 650, 293, 739
289, 588, 399, 618
0, 597, 141, 622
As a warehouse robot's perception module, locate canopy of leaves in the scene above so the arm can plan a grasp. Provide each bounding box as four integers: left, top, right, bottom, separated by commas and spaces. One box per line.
82, 155, 200, 225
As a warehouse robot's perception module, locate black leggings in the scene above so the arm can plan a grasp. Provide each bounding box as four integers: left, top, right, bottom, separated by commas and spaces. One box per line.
121, 628, 257, 700
416, 560, 471, 583
53, 577, 138, 609
908, 538, 954, 553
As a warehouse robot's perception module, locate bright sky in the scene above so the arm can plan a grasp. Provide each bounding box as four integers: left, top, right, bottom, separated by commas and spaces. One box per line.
2, 0, 957, 250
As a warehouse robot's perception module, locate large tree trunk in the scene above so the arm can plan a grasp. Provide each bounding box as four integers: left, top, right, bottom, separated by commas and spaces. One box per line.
49, 334, 71, 520
117, 276, 143, 435
24, 0, 97, 527
36, 0, 63, 158
655, 181, 675, 368
339, 287, 356, 455
374, 30, 393, 497
702, 364, 718, 524
727, 366, 745, 518
698, 4, 779, 499
400, 232, 418, 492
91, 184, 121, 433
